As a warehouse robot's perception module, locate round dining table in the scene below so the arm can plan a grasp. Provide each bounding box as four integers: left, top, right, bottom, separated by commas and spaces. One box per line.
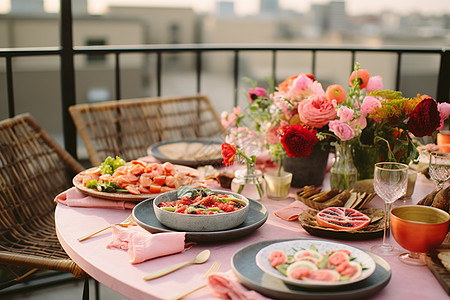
55, 169, 448, 300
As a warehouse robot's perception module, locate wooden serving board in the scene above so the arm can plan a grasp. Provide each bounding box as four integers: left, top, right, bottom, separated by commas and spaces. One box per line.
425, 233, 450, 295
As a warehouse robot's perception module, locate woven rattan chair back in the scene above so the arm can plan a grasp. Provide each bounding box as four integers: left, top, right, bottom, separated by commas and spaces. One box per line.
0, 113, 87, 287
69, 94, 225, 166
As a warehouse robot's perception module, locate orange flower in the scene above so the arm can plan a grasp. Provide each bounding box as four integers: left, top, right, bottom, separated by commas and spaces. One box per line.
278, 74, 299, 93
221, 143, 237, 166
349, 69, 370, 89
326, 84, 346, 104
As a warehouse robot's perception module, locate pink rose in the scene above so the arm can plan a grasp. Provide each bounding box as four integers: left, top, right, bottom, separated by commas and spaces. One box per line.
437, 102, 450, 130
365, 76, 383, 93
285, 74, 325, 101
292, 74, 312, 91
361, 96, 381, 117
337, 106, 354, 122
329, 120, 355, 141
298, 95, 337, 128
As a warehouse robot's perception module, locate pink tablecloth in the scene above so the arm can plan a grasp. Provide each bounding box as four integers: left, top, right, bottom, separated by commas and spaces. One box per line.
55, 172, 445, 300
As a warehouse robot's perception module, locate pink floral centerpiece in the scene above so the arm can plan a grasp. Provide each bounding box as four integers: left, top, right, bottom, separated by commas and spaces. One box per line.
221, 63, 450, 191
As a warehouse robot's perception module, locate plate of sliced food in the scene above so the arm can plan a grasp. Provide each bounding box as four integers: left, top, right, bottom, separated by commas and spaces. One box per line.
148, 139, 223, 167
73, 156, 205, 201
255, 239, 376, 288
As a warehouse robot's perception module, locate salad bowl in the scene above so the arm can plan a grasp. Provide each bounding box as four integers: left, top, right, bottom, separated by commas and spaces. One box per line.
153, 188, 249, 232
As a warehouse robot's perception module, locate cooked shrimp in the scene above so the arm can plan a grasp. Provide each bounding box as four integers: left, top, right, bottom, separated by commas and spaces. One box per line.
139, 173, 153, 187
162, 162, 176, 176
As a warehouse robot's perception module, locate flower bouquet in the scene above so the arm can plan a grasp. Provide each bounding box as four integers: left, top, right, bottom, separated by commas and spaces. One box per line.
323, 63, 450, 189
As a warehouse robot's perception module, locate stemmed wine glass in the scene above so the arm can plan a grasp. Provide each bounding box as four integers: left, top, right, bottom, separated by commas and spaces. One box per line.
429, 152, 450, 189
371, 162, 409, 255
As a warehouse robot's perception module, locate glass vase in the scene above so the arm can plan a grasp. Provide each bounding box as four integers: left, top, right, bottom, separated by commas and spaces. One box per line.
231, 163, 264, 201
330, 141, 357, 190
353, 143, 381, 180
264, 170, 293, 200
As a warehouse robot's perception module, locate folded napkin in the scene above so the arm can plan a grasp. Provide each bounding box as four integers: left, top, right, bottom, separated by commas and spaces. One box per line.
274, 201, 307, 221
55, 187, 136, 210
107, 225, 187, 264
208, 270, 271, 300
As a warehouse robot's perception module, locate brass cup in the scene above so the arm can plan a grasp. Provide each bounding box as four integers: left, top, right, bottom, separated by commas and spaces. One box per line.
391, 205, 449, 253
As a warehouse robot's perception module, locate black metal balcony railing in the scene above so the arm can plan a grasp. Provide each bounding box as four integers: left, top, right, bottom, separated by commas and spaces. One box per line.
0, 0, 449, 161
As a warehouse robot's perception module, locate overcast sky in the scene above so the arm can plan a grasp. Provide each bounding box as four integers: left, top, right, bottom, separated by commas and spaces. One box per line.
1, 0, 450, 16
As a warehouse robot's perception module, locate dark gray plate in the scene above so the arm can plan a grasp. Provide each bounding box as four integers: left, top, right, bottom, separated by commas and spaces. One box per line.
148, 139, 223, 167
231, 238, 391, 300
132, 198, 268, 242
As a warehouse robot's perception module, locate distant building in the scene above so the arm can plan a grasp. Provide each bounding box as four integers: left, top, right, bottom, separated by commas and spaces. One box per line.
327, 0, 347, 34
216, 1, 235, 18
260, 0, 279, 16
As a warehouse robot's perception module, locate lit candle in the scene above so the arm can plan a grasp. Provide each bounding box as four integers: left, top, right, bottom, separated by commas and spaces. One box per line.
437, 131, 450, 153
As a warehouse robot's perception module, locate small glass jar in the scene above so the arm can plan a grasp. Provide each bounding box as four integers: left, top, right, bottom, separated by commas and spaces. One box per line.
231, 164, 264, 201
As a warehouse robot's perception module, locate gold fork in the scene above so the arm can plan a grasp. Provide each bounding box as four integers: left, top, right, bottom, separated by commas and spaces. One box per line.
171, 261, 222, 300
77, 214, 134, 242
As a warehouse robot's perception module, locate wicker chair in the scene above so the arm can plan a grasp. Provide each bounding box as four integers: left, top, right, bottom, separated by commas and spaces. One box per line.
69, 94, 225, 166
0, 114, 91, 296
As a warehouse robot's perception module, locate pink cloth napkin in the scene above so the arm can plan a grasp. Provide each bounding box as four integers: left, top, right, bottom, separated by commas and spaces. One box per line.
207, 270, 271, 300
107, 225, 186, 264
137, 156, 159, 163
55, 187, 136, 210
274, 201, 307, 221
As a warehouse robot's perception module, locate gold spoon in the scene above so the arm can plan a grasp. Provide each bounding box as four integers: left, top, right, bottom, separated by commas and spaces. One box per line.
143, 250, 211, 281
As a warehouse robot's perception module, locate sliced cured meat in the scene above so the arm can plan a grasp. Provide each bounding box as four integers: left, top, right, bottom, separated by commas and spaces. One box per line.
316, 207, 371, 230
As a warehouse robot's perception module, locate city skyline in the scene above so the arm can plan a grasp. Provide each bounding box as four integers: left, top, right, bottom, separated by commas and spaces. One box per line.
1, 0, 450, 16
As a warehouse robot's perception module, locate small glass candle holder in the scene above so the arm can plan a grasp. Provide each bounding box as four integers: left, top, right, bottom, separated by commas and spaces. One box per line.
264, 171, 293, 200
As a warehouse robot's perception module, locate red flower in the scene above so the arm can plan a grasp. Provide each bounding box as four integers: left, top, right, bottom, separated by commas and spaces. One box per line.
221, 143, 237, 166
280, 125, 319, 158
407, 98, 441, 137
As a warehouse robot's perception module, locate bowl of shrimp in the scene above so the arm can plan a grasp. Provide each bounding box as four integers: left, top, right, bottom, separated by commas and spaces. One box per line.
153, 188, 249, 232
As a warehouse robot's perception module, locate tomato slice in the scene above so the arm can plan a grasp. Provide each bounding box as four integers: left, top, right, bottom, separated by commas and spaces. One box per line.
316, 207, 370, 231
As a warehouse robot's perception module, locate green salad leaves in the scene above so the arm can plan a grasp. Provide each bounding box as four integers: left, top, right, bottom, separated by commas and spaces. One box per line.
99, 156, 125, 175
86, 156, 126, 193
